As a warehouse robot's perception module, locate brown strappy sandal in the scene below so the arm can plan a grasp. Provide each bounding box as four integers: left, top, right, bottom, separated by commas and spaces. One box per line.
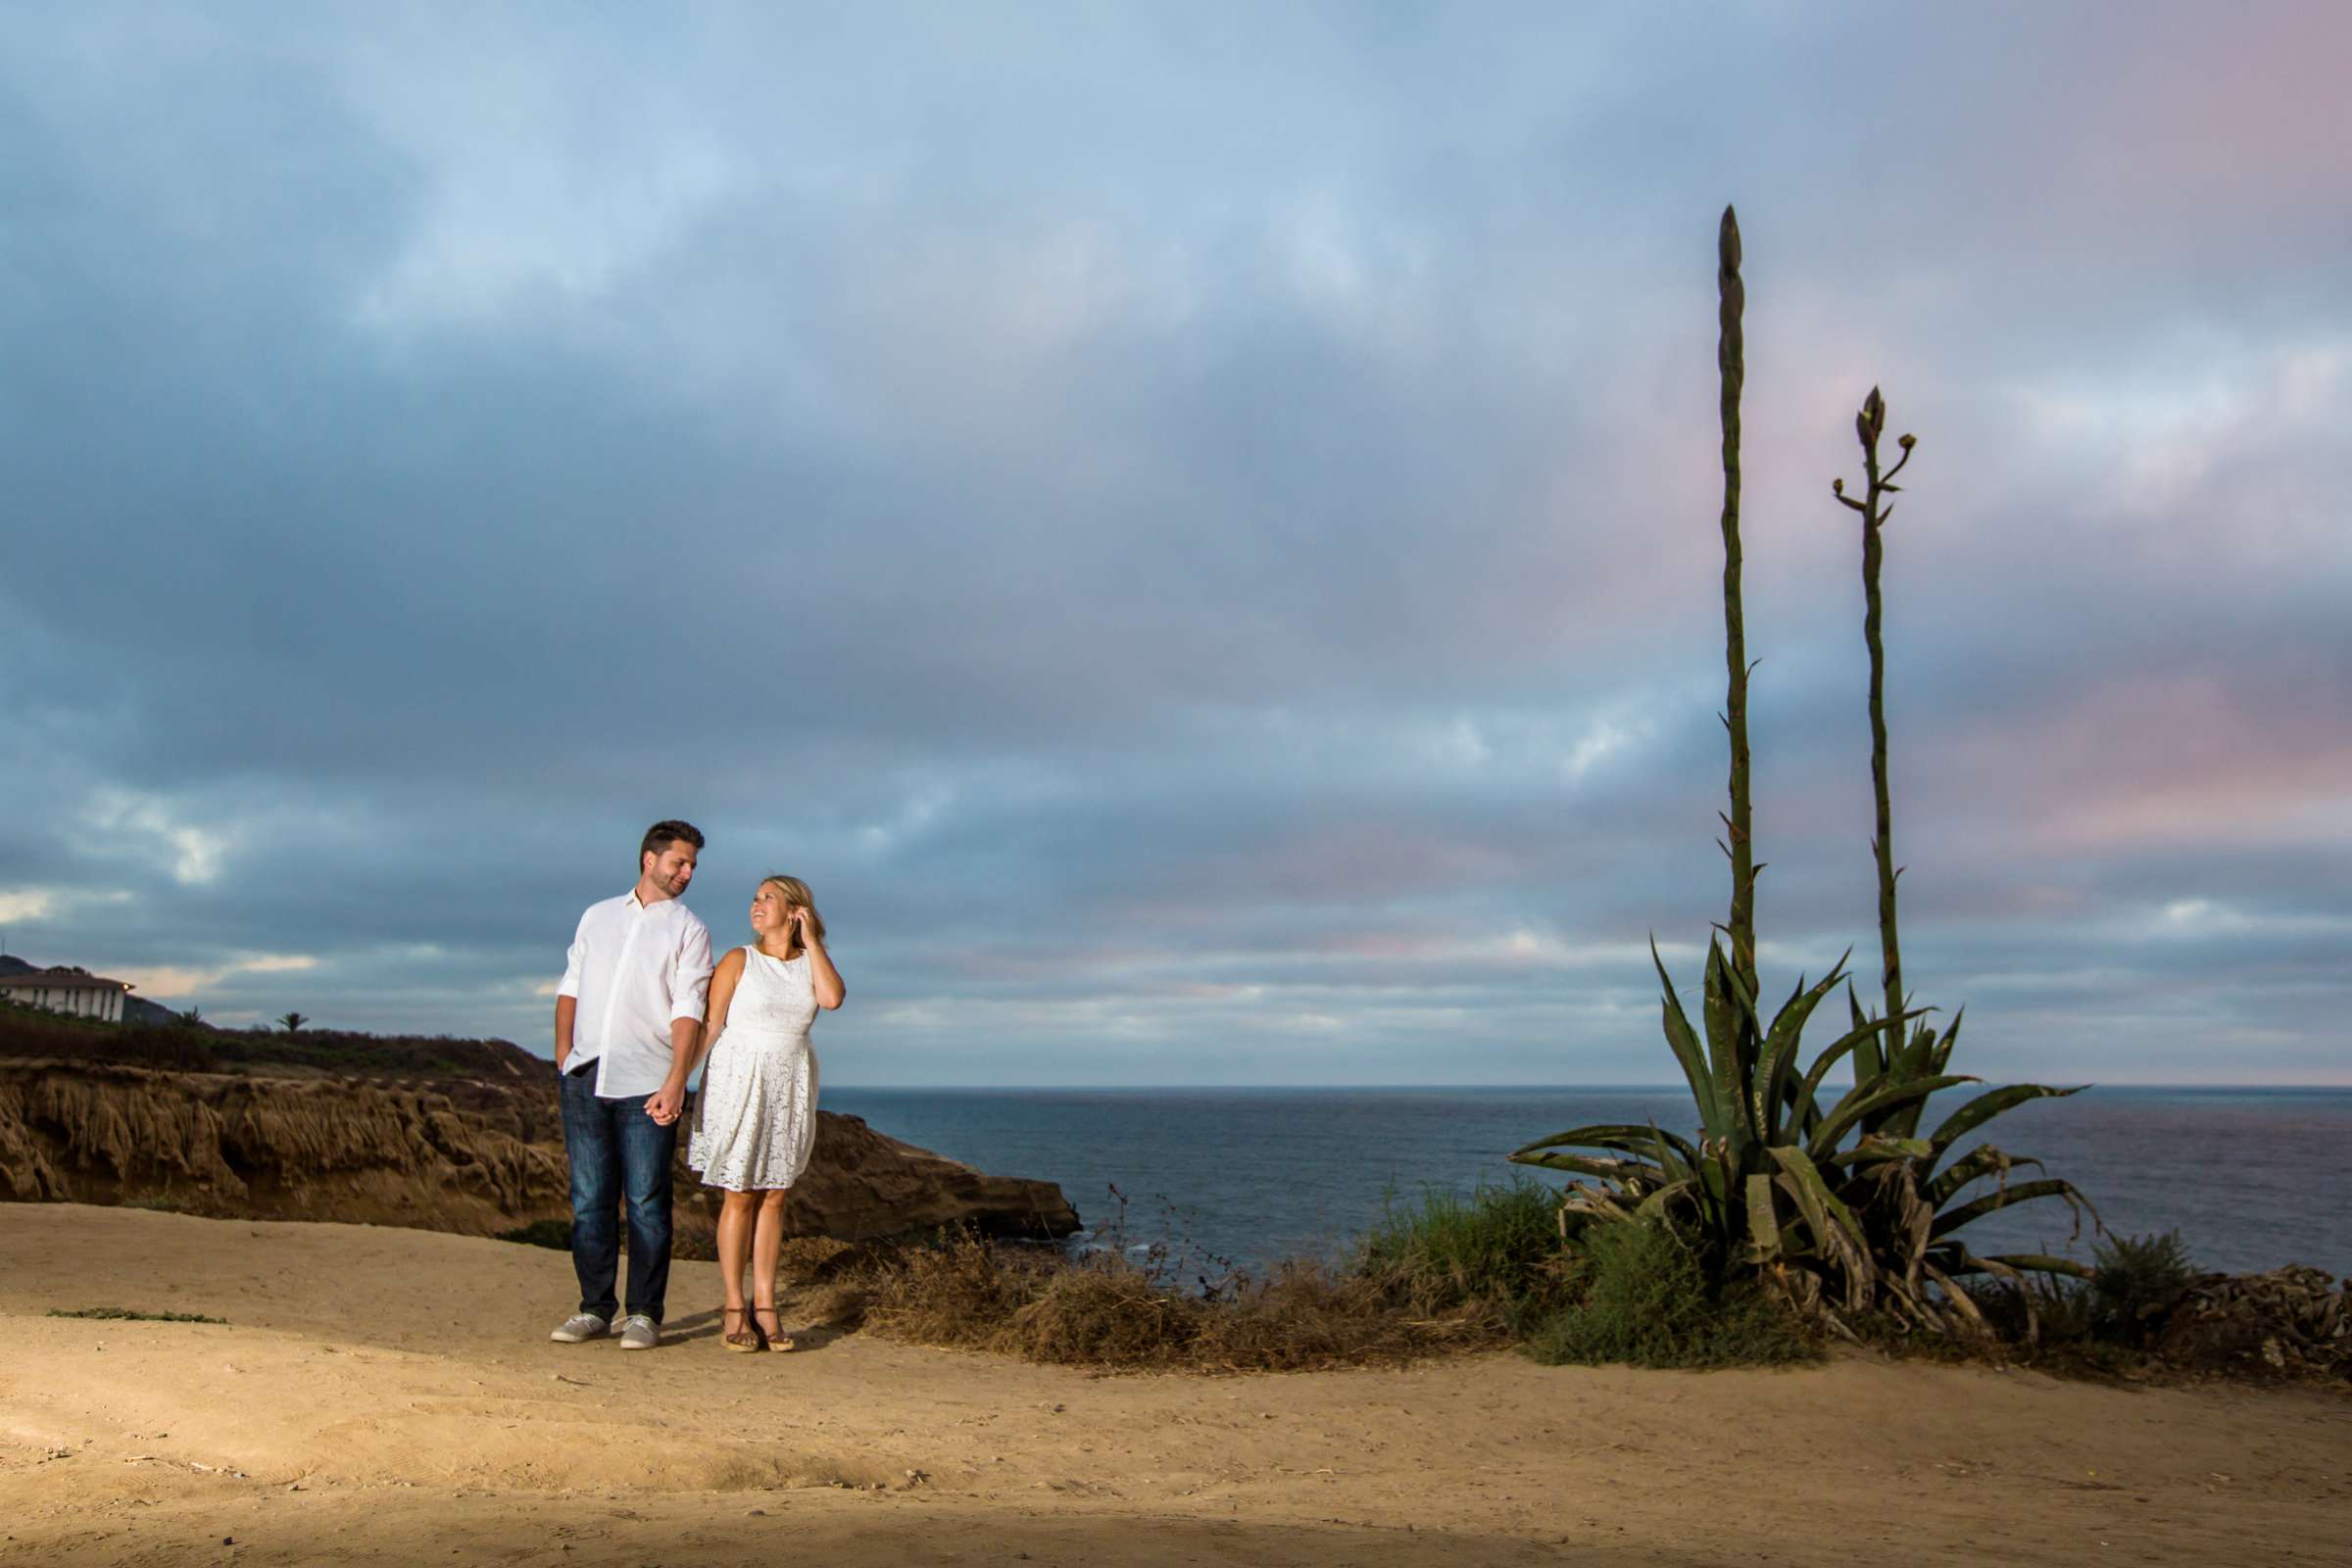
752, 1303, 794, 1352
721, 1304, 766, 1353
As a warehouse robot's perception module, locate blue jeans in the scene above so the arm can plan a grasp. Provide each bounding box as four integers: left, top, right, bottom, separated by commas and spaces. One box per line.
559, 1064, 677, 1324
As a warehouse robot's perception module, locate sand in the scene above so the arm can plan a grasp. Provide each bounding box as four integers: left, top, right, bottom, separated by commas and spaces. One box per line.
1, 1205, 2344, 1566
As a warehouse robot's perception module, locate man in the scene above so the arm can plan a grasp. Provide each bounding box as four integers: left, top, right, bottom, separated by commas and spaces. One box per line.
548, 819, 714, 1350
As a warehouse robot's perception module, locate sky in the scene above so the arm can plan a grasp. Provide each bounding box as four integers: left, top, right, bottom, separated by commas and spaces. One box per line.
2, 3, 2346, 1086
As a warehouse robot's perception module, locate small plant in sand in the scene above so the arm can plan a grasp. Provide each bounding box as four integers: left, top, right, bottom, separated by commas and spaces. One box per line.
1509, 209, 2093, 1342
49, 1306, 227, 1324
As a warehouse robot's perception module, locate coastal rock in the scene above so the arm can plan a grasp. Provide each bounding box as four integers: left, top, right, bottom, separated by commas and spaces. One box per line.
736, 1109, 1081, 1244
0, 1058, 1077, 1249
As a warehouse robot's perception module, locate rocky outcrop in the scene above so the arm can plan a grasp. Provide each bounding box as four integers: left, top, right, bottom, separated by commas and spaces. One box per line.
0, 1058, 1077, 1250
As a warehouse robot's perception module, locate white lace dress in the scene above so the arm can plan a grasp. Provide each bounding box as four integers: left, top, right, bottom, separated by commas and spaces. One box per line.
688, 945, 820, 1192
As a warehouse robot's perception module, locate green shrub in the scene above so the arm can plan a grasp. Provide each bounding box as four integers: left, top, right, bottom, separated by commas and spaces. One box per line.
2090, 1230, 2198, 1329
1355, 1179, 1579, 1325
1524, 1219, 1815, 1370
1960, 1231, 2201, 1348
1958, 1272, 2099, 1346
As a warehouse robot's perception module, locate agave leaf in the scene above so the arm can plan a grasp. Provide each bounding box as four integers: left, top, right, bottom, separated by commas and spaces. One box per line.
1873, 1160, 1936, 1293
1750, 968, 1805, 1139
1878, 1005, 1966, 1139
1930, 1006, 1963, 1076
1509, 1135, 1677, 1169
1650, 938, 1729, 1140
1774, 1171, 1875, 1313
1690, 1160, 1729, 1207
1511, 1123, 1703, 1168
1924, 1143, 2043, 1207
1920, 1258, 1995, 1338
1633, 1177, 1697, 1222
1744, 1172, 1782, 1261
1559, 1187, 1641, 1222
1810, 1073, 1974, 1161
1848, 978, 1886, 1085
1702, 938, 1739, 1094
1961, 1250, 2093, 1280
1892, 1018, 1938, 1081
1753, 957, 1848, 1142
1820, 1136, 1933, 1166
1787, 1008, 1925, 1135
1702, 941, 1761, 1144
1773, 1173, 1839, 1264
1648, 1122, 1698, 1185
1766, 1144, 1869, 1254
1926, 1082, 2087, 1165
1927, 1177, 2089, 1241
1508, 1151, 1668, 1186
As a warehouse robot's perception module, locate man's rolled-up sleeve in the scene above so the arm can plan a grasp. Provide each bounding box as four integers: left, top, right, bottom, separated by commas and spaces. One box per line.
557, 913, 588, 1000
670, 919, 714, 1022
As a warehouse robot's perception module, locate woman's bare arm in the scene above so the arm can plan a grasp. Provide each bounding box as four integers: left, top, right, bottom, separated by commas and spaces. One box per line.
690, 948, 748, 1071
798, 912, 846, 1009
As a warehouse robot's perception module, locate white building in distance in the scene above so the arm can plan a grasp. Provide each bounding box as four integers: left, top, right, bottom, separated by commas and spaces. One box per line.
0, 966, 133, 1022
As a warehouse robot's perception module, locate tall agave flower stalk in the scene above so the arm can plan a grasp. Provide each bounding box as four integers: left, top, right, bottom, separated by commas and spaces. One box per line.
1716, 207, 1759, 1000
1508, 227, 2099, 1341
1835, 389, 1914, 1077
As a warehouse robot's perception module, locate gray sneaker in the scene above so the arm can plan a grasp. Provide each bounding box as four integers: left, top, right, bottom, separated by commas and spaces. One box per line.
616, 1314, 660, 1350
550, 1311, 609, 1344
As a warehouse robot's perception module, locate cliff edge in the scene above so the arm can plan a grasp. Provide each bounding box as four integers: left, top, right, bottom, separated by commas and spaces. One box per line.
0, 1055, 1078, 1250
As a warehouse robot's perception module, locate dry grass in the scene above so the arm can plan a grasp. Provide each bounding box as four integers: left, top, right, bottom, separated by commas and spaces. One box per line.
786, 1230, 1506, 1374
758, 1213, 2334, 1387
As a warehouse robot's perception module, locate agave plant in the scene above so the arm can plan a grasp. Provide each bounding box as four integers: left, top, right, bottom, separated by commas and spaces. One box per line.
1509, 935, 2095, 1337
1507, 214, 2095, 1340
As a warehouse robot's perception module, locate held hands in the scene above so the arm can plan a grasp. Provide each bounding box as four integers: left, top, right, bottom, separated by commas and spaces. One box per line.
645, 1081, 685, 1126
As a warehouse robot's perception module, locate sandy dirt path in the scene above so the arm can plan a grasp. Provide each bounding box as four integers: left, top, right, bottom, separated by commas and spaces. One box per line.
1, 1205, 2344, 1566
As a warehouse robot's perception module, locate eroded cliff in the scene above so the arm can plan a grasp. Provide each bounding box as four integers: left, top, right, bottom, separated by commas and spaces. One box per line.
0, 1058, 1077, 1250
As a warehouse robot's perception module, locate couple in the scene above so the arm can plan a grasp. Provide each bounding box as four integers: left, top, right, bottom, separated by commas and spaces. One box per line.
547, 819, 846, 1353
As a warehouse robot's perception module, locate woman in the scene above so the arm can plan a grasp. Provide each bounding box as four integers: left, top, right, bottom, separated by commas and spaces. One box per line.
687, 875, 847, 1351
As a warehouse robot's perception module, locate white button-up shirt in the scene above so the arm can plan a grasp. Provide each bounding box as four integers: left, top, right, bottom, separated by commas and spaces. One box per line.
557, 890, 715, 1098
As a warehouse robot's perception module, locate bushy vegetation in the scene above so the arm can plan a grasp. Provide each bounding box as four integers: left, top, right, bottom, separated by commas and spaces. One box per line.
1963, 1230, 2202, 1350
1525, 1219, 1814, 1369
0, 1001, 541, 1082
1355, 1179, 1580, 1326
803, 1228, 1497, 1373
787, 1179, 1819, 1375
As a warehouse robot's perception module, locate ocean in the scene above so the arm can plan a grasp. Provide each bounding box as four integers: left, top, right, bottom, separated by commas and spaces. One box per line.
820, 1085, 2352, 1281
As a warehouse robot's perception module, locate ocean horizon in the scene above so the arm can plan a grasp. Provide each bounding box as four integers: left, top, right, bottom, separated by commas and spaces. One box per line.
818, 1083, 2352, 1282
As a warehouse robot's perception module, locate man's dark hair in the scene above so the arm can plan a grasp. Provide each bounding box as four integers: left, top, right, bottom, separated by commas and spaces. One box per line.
640, 819, 706, 863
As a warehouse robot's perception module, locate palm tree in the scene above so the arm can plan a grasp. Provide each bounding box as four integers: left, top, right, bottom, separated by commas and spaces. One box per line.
278, 1011, 308, 1034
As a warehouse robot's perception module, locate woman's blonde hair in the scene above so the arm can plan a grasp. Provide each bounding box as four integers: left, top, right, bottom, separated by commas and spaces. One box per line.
759, 875, 826, 946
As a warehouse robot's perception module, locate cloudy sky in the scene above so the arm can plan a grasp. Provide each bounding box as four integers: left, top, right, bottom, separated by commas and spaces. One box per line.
3, 3, 2345, 1085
